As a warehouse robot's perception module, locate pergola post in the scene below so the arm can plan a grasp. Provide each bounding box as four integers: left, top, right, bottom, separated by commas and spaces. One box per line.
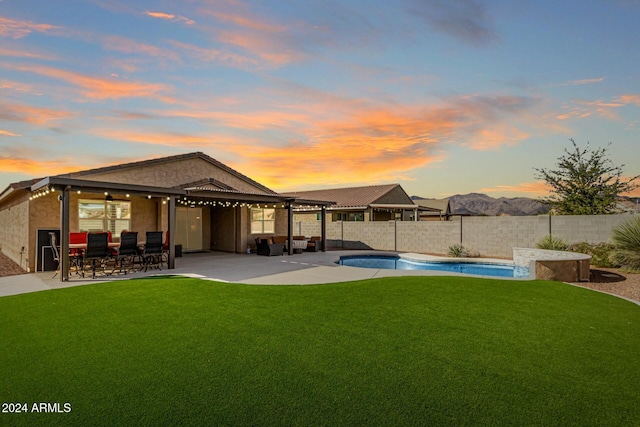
287, 201, 293, 255
321, 206, 327, 252
167, 195, 176, 269
59, 187, 70, 282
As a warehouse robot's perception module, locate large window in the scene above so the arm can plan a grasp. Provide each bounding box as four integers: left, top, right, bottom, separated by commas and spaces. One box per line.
79, 199, 131, 235
251, 208, 275, 234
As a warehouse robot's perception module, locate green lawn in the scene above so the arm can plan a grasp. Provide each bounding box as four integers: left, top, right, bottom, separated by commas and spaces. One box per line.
1, 276, 639, 426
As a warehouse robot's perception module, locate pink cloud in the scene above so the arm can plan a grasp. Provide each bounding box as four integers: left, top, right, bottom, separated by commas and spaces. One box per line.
0, 47, 55, 60
195, 7, 304, 67
144, 11, 195, 25
102, 36, 181, 62
617, 94, 640, 106
0, 16, 60, 39
207, 11, 286, 33
168, 40, 260, 68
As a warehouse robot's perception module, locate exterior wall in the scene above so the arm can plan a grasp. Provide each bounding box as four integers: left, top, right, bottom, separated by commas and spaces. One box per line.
28, 193, 61, 272
0, 198, 30, 270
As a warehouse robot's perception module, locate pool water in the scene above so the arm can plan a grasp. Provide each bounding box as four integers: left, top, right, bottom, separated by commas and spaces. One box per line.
338, 255, 530, 278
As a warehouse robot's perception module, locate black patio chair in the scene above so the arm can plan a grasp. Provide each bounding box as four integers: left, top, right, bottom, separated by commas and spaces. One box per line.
255, 238, 284, 256
49, 232, 60, 278
143, 231, 166, 271
116, 231, 140, 274
83, 232, 111, 279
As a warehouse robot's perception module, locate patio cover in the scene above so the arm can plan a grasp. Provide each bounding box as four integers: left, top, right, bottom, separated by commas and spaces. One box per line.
31, 176, 186, 281
31, 176, 336, 276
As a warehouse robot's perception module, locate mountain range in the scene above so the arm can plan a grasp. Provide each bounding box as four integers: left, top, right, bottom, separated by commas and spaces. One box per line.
413, 193, 550, 216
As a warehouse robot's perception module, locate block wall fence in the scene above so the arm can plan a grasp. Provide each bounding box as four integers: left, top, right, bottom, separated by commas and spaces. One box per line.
295, 214, 636, 259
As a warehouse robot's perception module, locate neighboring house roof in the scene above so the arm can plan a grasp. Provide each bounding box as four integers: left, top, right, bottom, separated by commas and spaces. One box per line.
284, 184, 415, 210
414, 198, 451, 215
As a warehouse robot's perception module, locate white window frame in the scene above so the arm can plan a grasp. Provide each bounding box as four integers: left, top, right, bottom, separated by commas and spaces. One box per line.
251, 208, 275, 234
78, 199, 131, 236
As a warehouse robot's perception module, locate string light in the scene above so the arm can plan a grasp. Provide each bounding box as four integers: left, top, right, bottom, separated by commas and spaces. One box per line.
29, 186, 56, 200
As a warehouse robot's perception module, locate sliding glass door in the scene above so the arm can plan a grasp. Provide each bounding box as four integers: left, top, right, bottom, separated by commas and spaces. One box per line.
176, 207, 203, 252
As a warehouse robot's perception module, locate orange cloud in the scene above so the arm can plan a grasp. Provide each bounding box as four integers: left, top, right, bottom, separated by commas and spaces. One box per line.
462, 126, 530, 150
88, 128, 242, 148
110, 91, 539, 189
4, 63, 173, 101
0, 103, 73, 125
0, 156, 78, 176
480, 181, 551, 197
219, 107, 459, 189
0, 16, 60, 39
0, 129, 20, 137
161, 106, 310, 130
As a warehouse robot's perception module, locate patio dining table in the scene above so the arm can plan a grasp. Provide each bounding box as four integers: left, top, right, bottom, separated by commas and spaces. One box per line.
69, 242, 121, 249
290, 239, 308, 254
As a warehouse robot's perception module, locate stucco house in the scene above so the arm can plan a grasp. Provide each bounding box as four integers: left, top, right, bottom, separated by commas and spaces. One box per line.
0, 152, 332, 280
286, 184, 437, 222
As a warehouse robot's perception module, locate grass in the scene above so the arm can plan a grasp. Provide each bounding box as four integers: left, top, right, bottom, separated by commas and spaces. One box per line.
1, 276, 639, 426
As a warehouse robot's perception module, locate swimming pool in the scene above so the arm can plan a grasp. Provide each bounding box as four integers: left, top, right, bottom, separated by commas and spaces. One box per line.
338, 255, 530, 278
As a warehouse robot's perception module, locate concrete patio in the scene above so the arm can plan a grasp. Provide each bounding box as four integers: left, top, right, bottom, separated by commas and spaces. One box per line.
0, 250, 468, 297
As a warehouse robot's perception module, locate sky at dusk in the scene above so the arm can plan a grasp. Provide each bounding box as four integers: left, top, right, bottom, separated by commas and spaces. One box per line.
1, 0, 639, 198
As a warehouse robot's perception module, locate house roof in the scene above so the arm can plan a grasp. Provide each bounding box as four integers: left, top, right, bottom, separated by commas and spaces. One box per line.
0, 178, 43, 202
59, 152, 279, 196
414, 198, 451, 214
1, 152, 283, 204
284, 184, 413, 209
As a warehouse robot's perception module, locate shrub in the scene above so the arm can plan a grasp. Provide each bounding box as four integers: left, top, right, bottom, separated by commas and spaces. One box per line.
611, 216, 640, 272
536, 235, 569, 251
447, 244, 480, 258
448, 244, 468, 257
569, 242, 618, 268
